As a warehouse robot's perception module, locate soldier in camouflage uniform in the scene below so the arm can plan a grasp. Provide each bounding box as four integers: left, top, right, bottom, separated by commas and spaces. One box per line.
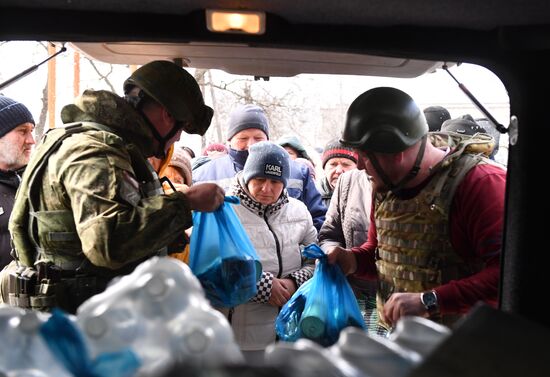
327, 87, 505, 332
1, 60, 225, 313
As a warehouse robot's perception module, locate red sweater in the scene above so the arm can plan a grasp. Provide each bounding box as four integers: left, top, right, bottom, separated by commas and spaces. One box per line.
352, 164, 506, 315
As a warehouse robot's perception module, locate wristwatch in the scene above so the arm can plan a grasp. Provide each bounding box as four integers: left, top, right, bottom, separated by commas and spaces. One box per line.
420, 290, 439, 315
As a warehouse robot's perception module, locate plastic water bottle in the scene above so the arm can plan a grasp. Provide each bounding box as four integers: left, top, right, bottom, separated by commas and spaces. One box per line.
333, 326, 418, 377
389, 316, 451, 357
265, 338, 352, 377
167, 303, 243, 365
75, 256, 243, 374
0, 306, 72, 377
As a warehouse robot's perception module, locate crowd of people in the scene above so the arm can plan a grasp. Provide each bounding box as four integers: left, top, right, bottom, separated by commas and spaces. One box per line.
0, 60, 506, 362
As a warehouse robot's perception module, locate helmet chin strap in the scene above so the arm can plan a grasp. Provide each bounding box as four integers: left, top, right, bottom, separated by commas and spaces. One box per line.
139, 112, 182, 159
125, 90, 181, 159
367, 134, 428, 194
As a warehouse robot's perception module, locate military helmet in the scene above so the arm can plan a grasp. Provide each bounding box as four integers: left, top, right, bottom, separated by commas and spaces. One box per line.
341, 87, 428, 153
123, 60, 213, 136
423, 105, 451, 132
441, 114, 487, 135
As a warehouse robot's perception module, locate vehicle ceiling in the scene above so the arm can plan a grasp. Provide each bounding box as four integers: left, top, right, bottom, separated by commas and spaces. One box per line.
2, 0, 550, 62
2, 0, 550, 30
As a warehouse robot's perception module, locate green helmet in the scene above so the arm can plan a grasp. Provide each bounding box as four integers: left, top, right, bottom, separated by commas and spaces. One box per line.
341, 87, 428, 153
123, 60, 213, 135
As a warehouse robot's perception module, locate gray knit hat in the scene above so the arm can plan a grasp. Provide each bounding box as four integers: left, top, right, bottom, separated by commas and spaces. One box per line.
227, 104, 269, 141
0, 95, 35, 138
243, 141, 290, 188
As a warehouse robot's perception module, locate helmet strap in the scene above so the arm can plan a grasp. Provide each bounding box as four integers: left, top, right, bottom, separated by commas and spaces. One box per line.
126, 90, 181, 159
367, 134, 428, 193
137, 109, 172, 159
366, 152, 394, 190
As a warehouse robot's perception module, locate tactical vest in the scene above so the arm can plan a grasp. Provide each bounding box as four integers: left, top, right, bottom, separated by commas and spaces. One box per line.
375, 132, 498, 329
8, 122, 164, 313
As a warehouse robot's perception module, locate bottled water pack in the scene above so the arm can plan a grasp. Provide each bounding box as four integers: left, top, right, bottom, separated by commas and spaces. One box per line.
76, 257, 243, 375
0, 305, 72, 377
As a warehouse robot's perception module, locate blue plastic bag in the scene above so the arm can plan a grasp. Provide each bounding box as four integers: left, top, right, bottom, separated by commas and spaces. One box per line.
189, 196, 262, 307
275, 244, 365, 346
40, 308, 141, 377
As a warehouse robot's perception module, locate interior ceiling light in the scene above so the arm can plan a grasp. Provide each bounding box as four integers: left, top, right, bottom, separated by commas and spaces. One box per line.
206, 9, 265, 35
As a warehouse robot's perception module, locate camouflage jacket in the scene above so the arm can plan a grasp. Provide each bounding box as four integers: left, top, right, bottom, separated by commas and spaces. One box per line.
9, 90, 193, 271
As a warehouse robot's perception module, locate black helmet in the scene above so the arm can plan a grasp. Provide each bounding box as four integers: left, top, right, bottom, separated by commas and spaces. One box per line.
123, 60, 213, 136
341, 87, 428, 153
423, 105, 451, 132
441, 114, 486, 135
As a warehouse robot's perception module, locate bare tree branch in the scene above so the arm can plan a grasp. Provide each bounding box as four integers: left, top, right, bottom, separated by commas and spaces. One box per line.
36, 79, 49, 139
35, 41, 50, 137
207, 70, 223, 143
85, 58, 116, 92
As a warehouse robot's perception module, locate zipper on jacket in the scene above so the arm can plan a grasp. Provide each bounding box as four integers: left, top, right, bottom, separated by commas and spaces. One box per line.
264, 213, 283, 278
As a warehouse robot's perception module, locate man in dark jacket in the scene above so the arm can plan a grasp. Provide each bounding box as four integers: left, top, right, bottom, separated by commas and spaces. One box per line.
193, 104, 326, 230
0, 95, 36, 270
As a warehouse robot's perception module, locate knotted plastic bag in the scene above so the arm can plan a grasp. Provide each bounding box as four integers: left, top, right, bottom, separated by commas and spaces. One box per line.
276, 244, 365, 346
189, 196, 262, 307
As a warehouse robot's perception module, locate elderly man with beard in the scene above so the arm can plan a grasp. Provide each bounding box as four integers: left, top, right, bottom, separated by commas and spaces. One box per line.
0, 96, 36, 270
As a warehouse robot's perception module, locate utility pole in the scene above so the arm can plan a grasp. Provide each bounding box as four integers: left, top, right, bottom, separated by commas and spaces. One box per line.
47, 44, 57, 129
73, 51, 80, 98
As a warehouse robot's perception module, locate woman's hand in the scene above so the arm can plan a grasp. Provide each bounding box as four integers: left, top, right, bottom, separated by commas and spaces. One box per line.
268, 278, 297, 307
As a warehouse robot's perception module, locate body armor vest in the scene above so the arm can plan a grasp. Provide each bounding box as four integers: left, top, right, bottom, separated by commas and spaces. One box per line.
375, 132, 497, 329
8, 122, 164, 312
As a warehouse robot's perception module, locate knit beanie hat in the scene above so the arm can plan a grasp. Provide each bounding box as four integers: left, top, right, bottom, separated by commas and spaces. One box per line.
423, 106, 451, 132
227, 104, 269, 141
243, 141, 290, 188
277, 135, 312, 161
321, 138, 358, 168
168, 147, 193, 186
0, 95, 35, 138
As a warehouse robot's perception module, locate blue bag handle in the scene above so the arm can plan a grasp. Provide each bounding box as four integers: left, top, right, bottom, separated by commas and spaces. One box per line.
224, 195, 240, 205
302, 243, 326, 260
